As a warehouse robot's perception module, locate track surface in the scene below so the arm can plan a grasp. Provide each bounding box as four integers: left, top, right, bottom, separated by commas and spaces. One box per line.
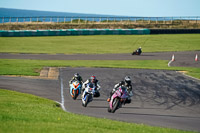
0, 51, 200, 68
0, 51, 200, 131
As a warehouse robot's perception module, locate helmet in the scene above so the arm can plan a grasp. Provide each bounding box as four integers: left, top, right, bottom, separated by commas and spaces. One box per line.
139, 46, 142, 49
74, 73, 80, 79
90, 75, 96, 83
124, 76, 131, 85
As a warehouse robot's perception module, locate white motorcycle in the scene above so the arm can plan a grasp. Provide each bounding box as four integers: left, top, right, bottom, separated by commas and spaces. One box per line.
82, 83, 95, 107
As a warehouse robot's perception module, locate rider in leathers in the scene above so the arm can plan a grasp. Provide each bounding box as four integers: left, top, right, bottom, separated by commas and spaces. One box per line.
107, 76, 133, 103
82, 75, 101, 97
69, 73, 83, 86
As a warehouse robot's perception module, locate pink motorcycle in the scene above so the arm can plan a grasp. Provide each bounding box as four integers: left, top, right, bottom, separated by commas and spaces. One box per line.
108, 87, 129, 113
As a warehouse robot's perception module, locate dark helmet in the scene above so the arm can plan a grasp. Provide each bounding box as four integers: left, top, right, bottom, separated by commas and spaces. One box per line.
90, 75, 96, 83
74, 73, 80, 79
124, 76, 131, 85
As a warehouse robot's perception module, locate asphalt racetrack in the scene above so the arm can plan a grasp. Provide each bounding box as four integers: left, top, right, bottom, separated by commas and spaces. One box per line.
0, 51, 200, 131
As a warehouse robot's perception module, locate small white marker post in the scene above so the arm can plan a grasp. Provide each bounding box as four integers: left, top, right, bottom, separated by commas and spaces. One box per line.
172, 54, 175, 61
195, 54, 198, 61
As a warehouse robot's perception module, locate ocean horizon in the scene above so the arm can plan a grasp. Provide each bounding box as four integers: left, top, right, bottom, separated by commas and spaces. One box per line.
0, 8, 125, 17
0, 8, 198, 24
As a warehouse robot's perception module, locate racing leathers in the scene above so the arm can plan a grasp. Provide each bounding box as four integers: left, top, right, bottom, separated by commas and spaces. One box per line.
108, 81, 133, 103
69, 76, 83, 86
82, 79, 100, 92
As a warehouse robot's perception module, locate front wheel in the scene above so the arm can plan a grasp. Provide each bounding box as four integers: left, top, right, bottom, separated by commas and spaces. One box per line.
82, 95, 89, 107
111, 98, 120, 113
108, 107, 111, 113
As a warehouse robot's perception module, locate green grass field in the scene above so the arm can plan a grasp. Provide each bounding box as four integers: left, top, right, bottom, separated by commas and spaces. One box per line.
0, 34, 200, 54
0, 59, 200, 79
0, 89, 196, 133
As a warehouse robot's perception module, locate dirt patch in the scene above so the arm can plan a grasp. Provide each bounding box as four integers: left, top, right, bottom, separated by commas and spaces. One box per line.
5, 67, 59, 80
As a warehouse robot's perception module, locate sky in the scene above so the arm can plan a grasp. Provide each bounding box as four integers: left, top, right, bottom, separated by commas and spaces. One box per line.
0, 0, 200, 17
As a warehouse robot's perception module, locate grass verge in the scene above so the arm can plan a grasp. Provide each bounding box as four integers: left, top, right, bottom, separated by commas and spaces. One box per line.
0, 89, 196, 133
0, 59, 199, 79
0, 34, 200, 54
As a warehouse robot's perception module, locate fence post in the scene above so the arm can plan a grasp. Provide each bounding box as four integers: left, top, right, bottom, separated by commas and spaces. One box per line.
188, 16, 190, 24
156, 17, 158, 24
64, 17, 66, 23
196, 16, 198, 24
16, 17, 18, 24
148, 17, 150, 24
71, 18, 73, 24
57, 17, 59, 23
171, 17, 173, 24
78, 18, 80, 24
180, 16, 182, 25
163, 17, 165, 24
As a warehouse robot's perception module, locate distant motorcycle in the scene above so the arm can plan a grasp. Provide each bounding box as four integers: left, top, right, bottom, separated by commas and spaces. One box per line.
108, 87, 129, 113
132, 48, 142, 55
69, 80, 82, 100
82, 83, 95, 107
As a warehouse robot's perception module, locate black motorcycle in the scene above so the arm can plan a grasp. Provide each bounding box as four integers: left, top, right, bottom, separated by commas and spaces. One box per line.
132, 48, 142, 55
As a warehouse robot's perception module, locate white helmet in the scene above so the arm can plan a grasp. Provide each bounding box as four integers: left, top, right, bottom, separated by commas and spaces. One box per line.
124, 76, 131, 84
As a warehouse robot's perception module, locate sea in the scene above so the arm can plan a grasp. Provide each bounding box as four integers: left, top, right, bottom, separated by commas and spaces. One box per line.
0, 8, 198, 23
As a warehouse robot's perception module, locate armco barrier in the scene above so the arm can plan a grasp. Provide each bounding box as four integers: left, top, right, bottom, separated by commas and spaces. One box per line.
150, 29, 200, 34
0, 29, 150, 37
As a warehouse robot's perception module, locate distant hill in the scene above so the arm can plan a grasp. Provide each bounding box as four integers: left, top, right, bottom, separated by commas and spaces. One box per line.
0, 8, 124, 17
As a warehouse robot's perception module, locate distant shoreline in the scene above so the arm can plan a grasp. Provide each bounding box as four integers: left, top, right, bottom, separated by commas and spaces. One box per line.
1, 23, 200, 30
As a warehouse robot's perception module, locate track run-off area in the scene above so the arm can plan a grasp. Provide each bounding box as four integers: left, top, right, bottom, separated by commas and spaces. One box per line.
0, 51, 200, 131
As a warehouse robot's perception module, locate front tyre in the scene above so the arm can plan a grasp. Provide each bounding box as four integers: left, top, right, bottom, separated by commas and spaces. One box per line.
108, 104, 111, 113
111, 98, 120, 113
82, 95, 89, 107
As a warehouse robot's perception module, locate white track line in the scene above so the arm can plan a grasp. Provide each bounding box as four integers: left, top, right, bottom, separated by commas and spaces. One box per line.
168, 59, 200, 81
59, 72, 67, 112
168, 60, 173, 67
177, 71, 200, 81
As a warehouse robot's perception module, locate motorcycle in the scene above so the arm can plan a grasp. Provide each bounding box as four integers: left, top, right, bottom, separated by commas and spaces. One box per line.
69, 80, 82, 100
82, 83, 95, 107
108, 87, 129, 113
132, 48, 142, 55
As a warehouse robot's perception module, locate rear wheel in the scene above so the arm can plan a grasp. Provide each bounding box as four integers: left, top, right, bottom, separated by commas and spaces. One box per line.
94, 91, 100, 97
